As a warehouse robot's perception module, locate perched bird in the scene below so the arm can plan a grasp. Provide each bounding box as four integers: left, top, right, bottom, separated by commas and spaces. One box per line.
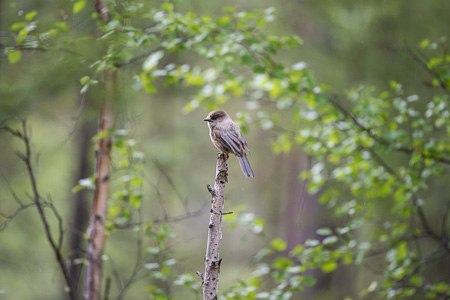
204, 110, 254, 178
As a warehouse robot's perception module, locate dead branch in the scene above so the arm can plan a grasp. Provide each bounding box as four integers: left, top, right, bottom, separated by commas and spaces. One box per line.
0, 119, 75, 299
202, 153, 228, 300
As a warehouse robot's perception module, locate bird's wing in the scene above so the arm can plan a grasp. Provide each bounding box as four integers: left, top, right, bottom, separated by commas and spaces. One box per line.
220, 126, 247, 156
240, 136, 251, 154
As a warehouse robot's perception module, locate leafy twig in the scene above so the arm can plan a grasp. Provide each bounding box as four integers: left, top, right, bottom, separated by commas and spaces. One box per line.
328, 96, 450, 165
403, 41, 450, 96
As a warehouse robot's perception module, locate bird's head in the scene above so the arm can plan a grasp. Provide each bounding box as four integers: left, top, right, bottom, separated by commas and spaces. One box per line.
203, 110, 229, 127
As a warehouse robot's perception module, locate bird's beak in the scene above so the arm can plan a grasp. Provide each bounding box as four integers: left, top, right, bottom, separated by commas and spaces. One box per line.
203, 118, 212, 122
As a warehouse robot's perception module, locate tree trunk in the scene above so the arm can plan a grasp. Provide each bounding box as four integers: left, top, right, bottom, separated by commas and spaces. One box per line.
202, 154, 228, 300
84, 1, 113, 299
69, 120, 93, 292
84, 68, 114, 300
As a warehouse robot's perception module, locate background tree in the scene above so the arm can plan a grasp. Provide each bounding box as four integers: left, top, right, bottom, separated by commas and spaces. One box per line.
1, 1, 449, 300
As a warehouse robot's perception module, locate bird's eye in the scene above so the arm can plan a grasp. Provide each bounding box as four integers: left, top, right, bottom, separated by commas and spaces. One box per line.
211, 116, 217, 120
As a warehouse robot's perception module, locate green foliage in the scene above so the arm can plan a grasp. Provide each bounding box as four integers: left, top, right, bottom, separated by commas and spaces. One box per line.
215, 37, 450, 298
106, 129, 146, 228
2, 1, 449, 299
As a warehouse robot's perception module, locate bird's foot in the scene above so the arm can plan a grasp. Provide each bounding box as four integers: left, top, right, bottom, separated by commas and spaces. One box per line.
216, 152, 229, 160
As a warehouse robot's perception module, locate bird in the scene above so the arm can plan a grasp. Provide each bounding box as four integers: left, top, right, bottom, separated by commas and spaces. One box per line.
203, 110, 254, 178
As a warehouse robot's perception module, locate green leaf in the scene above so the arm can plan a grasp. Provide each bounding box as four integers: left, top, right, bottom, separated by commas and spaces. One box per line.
8, 50, 21, 64
270, 238, 287, 251
72, 177, 95, 193
222, 7, 235, 13
131, 178, 143, 186
143, 50, 164, 71
92, 130, 110, 141
305, 239, 319, 247
80, 84, 89, 94
25, 11, 37, 21
272, 256, 293, 269
321, 261, 337, 273
161, 3, 174, 12
55, 22, 69, 33
130, 194, 143, 208
316, 227, 332, 236
73, 0, 86, 14
11, 22, 26, 30
80, 76, 90, 85
323, 236, 338, 245
290, 245, 304, 255
419, 39, 429, 48
72, 185, 88, 194
302, 276, 317, 287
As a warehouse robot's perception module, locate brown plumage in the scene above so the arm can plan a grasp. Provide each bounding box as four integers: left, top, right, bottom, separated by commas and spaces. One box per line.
204, 110, 254, 178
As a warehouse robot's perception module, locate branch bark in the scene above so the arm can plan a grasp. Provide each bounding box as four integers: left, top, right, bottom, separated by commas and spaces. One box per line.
202, 154, 228, 300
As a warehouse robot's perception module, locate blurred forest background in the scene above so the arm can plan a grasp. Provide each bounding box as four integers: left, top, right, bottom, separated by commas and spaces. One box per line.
0, 0, 449, 300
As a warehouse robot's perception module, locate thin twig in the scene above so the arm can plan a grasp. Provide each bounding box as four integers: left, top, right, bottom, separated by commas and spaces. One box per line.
108, 257, 123, 292
403, 41, 450, 96
0, 170, 25, 206
103, 277, 111, 300
115, 46, 164, 68
415, 202, 450, 254
152, 158, 191, 213
62, 91, 87, 144
364, 233, 429, 258
114, 207, 145, 300
114, 202, 207, 229
1, 119, 75, 299
0, 202, 36, 231
48, 195, 65, 250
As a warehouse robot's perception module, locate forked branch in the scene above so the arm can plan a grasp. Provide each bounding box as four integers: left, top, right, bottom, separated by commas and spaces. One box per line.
0, 119, 75, 299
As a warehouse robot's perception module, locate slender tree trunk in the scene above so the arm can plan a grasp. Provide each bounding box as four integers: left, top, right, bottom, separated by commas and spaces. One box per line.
69, 120, 94, 292
202, 154, 228, 300
84, 1, 113, 298
84, 68, 114, 300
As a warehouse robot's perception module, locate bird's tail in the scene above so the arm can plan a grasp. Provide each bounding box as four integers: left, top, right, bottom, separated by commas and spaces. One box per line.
237, 154, 254, 178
